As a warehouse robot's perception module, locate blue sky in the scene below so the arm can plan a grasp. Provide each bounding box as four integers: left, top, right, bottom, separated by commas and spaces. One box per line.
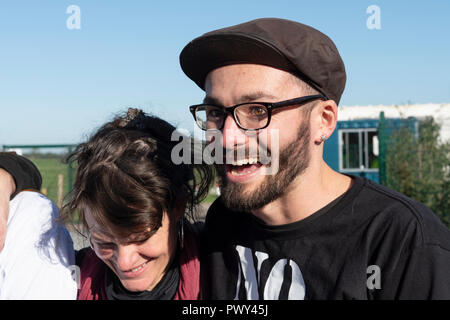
0, 0, 449, 145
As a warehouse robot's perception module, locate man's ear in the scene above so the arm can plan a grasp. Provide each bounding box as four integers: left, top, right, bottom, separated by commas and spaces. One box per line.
313, 100, 338, 144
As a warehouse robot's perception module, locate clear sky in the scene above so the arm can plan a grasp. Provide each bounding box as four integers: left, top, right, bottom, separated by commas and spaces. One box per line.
0, 0, 449, 145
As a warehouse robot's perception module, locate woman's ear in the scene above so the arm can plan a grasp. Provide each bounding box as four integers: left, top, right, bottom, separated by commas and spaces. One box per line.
314, 100, 338, 145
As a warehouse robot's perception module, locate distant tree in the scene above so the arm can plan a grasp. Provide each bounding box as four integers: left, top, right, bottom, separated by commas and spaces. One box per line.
386, 117, 450, 227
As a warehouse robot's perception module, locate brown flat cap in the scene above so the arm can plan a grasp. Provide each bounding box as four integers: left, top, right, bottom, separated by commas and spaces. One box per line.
180, 18, 346, 104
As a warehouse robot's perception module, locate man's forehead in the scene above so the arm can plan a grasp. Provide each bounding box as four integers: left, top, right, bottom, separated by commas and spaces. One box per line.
205, 63, 291, 84
203, 91, 279, 106
203, 64, 299, 105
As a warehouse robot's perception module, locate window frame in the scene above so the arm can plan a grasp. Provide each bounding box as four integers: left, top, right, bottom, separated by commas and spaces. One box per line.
338, 128, 379, 172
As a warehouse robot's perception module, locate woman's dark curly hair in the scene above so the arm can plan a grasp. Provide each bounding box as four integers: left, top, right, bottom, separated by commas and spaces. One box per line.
61, 108, 213, 240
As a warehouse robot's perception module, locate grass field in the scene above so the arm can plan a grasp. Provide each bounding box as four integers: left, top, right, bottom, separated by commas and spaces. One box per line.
27, 156, 74, 206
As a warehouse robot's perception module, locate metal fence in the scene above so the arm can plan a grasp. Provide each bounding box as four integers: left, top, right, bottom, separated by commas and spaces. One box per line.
2, 144, 77, 207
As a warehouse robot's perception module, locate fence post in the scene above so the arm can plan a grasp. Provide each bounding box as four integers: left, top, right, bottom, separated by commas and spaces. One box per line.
68, 146, 73, 193
378, 111, 387, 186
57, 174, 64, 208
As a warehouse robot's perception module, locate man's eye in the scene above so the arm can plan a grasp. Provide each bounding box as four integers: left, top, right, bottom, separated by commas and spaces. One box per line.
207, 109, 223, 118
249, 106, 267, 116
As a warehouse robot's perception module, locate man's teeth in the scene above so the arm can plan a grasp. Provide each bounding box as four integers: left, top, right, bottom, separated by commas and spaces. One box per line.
231, 169, 254, 176
232, 158, 259, 166
229, 158, 262, 176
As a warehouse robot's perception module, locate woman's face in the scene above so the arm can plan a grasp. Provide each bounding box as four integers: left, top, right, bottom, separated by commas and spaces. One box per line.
84, 209, 178, 292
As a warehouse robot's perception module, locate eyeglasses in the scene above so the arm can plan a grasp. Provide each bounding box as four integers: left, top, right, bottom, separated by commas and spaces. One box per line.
189, 94, 326, 131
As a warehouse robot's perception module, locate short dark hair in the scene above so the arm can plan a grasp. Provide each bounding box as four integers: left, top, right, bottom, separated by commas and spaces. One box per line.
62, 108, 214, 240
286, 74, 321, 120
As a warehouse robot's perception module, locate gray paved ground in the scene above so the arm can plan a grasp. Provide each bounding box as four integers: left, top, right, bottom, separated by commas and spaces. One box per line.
69, 203, 211, 251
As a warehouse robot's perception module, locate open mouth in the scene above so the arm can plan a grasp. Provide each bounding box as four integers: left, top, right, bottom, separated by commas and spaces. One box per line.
228, 158, 263, 175
225, 156, 267, 182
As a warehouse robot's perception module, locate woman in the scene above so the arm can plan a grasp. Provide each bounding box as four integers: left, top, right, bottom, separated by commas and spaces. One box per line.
62, 108, 213, 300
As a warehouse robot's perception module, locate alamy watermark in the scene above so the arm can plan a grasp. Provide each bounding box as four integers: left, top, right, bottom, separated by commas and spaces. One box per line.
366, 5, 381, 30
366, 265, 381, 290
66, 5, 81, 30
171, 127, 280, 175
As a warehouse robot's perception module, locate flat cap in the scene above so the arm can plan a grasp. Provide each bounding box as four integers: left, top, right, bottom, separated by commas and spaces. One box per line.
180, 18, 346, 104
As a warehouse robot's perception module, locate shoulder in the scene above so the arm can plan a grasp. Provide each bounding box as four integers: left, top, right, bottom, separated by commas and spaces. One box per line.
8, 191, 61, 238
354, 177, 450, 250
204, 197, 238, 227
176, 220, 202, 300
77, 247, 104, 271
186, 219, 205, 237
76, 247, 108, 300
76, 246, 93, 266
1, 192, 76, 299
181, 220, 202, 253
10, 190, 54, 209
201, 197, 251, 250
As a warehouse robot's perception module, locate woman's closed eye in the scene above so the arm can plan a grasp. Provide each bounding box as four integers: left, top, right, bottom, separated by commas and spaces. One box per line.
96, 241, 115, 248
90, 234, 115, 249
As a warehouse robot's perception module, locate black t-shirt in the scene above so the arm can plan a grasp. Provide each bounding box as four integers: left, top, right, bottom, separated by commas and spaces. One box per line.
201, 175, 450, 300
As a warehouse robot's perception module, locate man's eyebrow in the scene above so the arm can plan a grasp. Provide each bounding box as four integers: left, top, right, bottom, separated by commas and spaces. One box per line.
238, 92, 279, 103
203, 95, 222, 105
203, 92, 279, 106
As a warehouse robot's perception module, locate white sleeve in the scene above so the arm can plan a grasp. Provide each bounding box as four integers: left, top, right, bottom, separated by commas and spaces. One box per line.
0, 192, 77, 300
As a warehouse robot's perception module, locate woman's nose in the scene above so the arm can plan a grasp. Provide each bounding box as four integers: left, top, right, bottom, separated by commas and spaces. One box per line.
114, 244, 138, 272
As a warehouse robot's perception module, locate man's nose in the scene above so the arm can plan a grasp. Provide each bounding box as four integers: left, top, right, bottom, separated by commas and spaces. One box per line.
221, 113, 248, 150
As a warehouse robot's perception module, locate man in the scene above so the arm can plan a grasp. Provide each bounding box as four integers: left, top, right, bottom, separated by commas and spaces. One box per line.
179, 18, 450, 299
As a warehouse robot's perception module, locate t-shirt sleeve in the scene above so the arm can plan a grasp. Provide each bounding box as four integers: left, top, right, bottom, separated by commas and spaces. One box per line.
364, 182, 450, 299
0, 152, 42, 199
394, 244, 450, 299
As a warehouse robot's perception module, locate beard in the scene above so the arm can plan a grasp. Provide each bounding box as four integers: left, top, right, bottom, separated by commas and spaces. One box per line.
217, 119, 311, 212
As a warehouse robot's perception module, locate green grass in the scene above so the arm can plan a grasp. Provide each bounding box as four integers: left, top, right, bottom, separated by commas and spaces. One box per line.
27, 157, 74, 206
203, 193, 219, 204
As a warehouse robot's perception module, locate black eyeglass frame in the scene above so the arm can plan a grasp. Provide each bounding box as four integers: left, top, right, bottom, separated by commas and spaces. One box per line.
189, 94, 327, 131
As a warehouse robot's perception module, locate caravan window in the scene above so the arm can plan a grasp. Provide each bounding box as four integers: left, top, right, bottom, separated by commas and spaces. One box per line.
339, 129, 379, 171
